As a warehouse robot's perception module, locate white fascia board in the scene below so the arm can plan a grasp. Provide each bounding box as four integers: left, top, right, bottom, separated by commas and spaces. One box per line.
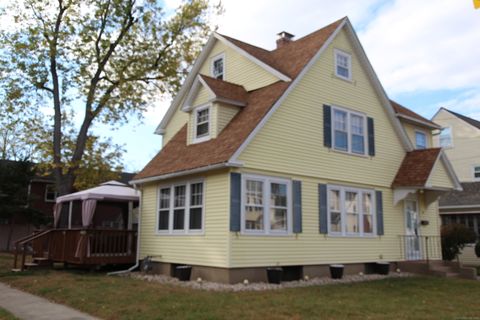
130, 162, 242, 185
342, 19, 413, 152
397, 113, 441, 130
181, 76, 215, 112
213, 33, 292, 83
228, 19, 347, 162
154, 35, 217, 135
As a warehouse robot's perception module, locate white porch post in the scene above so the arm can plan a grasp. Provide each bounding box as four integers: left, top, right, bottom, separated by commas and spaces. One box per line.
128, 201, 133, 230
68, 201, 73, 229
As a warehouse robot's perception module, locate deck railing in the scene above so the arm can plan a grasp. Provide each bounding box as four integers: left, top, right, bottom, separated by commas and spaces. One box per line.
14, 228, 137, 270
399, 235, 442, 263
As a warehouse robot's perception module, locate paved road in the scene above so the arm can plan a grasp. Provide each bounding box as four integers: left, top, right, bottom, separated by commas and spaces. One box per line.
0, 282, 99, 320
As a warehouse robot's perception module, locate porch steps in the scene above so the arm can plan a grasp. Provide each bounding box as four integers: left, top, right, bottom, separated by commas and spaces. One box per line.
398, 260, 477, 280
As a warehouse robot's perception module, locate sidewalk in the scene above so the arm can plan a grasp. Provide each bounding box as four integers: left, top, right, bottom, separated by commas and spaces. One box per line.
0, 282, 99, 320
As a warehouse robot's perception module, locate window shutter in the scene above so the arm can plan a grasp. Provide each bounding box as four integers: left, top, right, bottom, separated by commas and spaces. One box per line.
323, 105, 332, 148
367, 117, 375, 156
230, 172, 241, 232
292, 180, 302, 233
376, 190, 384, 236
318, 184, 328, 234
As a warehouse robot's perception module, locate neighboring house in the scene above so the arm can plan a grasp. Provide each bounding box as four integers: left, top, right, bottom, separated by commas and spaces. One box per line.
432, 109, 480, 266
132, 17, 461, 283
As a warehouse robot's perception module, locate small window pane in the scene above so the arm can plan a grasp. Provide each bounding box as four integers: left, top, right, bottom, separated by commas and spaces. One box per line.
351, 115, 365, 154
213, 58, 224, 80
334, 110, 348, 151
363, 215, 373, 233
270, 183, 287, 207
190, 183, 203, 206
334, 110, 347, 131
346, 192, 359, 233
174, 185, 186, 207
173, 209, 185, 230
415, 132, 426, 149
196, 109, 209, 138
189, 207, 202, 230
329, 190, 340, 211
270, 208, 287, 231
330, 211, 341, 232
336, 52, 350, 79
245, 206, 264, 230
246, 180, 263, 205
159, 188, 171, 209
158, 211, 169, 230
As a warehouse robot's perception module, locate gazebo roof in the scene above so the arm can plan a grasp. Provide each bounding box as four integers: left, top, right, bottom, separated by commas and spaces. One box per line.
56, 181, 140, 203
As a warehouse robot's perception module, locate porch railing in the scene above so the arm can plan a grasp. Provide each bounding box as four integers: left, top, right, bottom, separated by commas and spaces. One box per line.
14, 228, 137, 270
399, 235, 442, 263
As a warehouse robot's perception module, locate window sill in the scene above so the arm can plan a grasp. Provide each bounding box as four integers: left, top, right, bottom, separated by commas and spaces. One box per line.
329, 148, 370, 159
326, 233, 378, 239
332, 73, 354, 84
192, 136, 211, 144
239, 231, 293, 237
155, 231, 205, 236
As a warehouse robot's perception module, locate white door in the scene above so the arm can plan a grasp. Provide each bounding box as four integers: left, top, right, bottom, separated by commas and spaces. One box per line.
404, 200, 421, 260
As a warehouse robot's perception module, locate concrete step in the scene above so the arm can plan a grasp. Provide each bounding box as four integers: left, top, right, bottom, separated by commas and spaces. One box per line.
11, 268, 22, 273
23, 262, 39, 269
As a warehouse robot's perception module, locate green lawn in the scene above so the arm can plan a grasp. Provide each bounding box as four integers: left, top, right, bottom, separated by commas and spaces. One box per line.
1, 253, 480, 320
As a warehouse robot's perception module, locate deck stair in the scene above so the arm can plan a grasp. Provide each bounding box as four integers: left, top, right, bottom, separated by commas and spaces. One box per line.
398, 260, 477, 280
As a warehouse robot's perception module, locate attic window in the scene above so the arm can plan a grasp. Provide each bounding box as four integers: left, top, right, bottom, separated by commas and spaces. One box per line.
212, 54, 224, 80
334, 49, 352, 81
193, 106, 210, 143
439, 127, 453, 148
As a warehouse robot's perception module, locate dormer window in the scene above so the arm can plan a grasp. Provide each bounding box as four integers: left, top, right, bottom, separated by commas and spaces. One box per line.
415, 131, 427, 149
334, 49, 352, 81
211, 53, 225, 80
193, 106, 210, 143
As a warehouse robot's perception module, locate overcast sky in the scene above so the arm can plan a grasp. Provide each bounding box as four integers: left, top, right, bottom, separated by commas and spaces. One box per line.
4, 0, 480, 172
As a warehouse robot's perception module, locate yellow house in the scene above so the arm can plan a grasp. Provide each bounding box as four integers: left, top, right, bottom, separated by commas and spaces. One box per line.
132, 17, 462, 283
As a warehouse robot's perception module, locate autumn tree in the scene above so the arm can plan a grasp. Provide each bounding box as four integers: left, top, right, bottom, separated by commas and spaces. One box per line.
0, 0, 219, 195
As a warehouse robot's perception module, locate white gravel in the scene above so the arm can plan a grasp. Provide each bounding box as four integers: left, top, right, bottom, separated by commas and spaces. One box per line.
123, 272, 414, 292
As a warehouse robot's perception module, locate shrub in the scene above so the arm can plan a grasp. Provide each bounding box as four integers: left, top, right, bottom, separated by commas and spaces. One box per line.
441, 224, 477, 261
475, 241, 480, 258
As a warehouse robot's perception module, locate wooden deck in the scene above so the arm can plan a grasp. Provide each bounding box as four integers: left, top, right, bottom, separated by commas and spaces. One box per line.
13, 229, 137, 270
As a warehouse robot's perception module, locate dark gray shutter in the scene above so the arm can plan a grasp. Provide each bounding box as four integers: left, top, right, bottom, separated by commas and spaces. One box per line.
367, 117, 375, 156
376, 190, 384, 236
319, 184, 328, 234
292, 180, 302, 233
323, 105, 332, 148
230, 172, 241, 232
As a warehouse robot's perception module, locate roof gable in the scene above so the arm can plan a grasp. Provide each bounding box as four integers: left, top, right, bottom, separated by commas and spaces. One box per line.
443, 108, 480, 130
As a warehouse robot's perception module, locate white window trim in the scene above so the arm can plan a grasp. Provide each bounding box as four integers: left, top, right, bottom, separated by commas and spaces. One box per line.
439, 126, 454, 149
240, 174, 293, 236
331, 105, 368, 156
44, 184, 58, 202
414, 130, 428, 149
210, 52, 225, 80
473, 165, 480, 181
327, 185, 376, 237
192, 105, 211, 144
334, 48, 352, 81
156, 180, 205, 235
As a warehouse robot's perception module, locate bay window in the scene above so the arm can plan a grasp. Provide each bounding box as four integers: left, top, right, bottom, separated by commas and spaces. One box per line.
157, 181, 204, 234
332, 106, 367, 155
327, 185, 375, 236
242, 175, 291, 234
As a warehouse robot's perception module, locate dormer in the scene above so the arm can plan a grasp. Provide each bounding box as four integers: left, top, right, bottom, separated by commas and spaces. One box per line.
182, 75, 248, 145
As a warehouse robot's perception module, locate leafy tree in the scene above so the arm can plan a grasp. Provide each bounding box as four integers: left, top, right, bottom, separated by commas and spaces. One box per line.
441, 224, 477, 261
0, 0, 220, 195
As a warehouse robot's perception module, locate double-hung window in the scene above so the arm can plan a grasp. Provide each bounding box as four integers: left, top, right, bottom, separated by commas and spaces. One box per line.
44, 184, 58, 202
194, 106, 210, 143
242, 175, 291, 234
211, 54, 225, 80
327, 185, 375, 237
334, 49, 352, 81
415, 131, 427, 149
157, 181, 204, 234
332, 106, 367, 155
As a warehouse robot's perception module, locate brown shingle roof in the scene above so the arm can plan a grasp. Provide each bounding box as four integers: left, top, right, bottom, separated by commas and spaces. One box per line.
439, 182, 480, 207
200, 75, 248, 105
392, 148, 442, 187
135, 81, 290, 180
390, 100, 440, 128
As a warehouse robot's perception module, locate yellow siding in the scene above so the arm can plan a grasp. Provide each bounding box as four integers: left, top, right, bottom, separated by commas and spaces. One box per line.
229, 29, 441, 268
401, 121, 433, 149
229, 170, 441, 268
139, 170, 230, 267
238, 29, 405, 187
162, 96, 188, 146
433, 109, 480, 182
192, 85, 211, 107
217, 103, 240, 134
427, 160, 455, 189
199, 40, 280, 91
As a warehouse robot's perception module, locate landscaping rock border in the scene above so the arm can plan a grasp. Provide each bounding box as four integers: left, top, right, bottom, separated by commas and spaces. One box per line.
124, 272, 414, 292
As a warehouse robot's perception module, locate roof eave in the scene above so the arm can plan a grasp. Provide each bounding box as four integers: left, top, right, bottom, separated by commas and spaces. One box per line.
396, 113, 441, 129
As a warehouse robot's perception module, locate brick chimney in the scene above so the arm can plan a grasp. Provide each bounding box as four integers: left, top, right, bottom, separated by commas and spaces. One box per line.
276, 31, 295, 49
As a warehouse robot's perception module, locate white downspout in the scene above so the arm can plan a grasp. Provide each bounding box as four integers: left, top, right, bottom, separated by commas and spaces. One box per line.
108, 184, 142, 276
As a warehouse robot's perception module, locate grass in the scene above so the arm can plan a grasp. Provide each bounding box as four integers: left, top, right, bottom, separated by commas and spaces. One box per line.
1, 253, 480, 320
0, 308, 17, 320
